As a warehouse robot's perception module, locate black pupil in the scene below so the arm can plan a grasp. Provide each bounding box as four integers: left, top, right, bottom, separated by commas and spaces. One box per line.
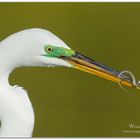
48, 48, 52, 52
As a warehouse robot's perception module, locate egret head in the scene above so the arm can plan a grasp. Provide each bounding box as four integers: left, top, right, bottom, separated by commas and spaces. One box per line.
1, 28, 138, 89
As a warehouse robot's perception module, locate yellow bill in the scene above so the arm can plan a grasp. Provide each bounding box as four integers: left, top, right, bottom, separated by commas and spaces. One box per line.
63, 52, 138, 89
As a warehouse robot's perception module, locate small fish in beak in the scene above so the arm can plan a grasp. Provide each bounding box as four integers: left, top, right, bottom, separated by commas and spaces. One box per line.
62, 52, 140, 90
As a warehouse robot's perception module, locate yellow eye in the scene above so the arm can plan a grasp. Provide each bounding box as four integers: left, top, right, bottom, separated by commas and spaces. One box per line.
46, 47, 53, 53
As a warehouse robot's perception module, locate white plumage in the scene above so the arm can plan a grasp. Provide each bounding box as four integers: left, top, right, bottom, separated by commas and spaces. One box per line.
0, 28, 72, 137
0, 28, 137, 137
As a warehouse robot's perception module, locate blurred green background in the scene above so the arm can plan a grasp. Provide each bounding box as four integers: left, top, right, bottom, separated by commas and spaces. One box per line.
0, 2, 140, 137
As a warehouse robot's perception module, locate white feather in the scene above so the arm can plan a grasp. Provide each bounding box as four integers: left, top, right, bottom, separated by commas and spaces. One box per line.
0, 28, 72, 137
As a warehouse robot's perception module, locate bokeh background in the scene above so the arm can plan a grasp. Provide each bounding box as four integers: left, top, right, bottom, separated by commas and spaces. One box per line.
0, 2, 140, 137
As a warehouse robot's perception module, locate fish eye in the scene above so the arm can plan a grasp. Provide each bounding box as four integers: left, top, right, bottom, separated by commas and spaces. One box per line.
46, 47, 53, 53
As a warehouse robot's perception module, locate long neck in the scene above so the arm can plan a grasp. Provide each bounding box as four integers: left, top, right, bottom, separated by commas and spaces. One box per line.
0, 45, 34, 137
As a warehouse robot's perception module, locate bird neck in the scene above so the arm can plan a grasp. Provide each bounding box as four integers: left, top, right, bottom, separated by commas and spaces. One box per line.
0, 47, 34, 137
0, 65, 35, 137
0, 41, 17, 88
0, 36, 35, 137
0, 66, 35, 137
0, 65, 13, 88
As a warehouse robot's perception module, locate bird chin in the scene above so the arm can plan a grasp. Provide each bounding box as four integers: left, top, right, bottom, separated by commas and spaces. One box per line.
37, 56, 72, 67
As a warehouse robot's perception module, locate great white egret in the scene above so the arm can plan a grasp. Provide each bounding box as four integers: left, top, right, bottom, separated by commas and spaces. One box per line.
0, 28, 139, 137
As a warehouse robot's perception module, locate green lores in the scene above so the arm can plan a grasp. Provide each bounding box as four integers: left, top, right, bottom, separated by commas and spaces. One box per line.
44, 45, 75, 58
